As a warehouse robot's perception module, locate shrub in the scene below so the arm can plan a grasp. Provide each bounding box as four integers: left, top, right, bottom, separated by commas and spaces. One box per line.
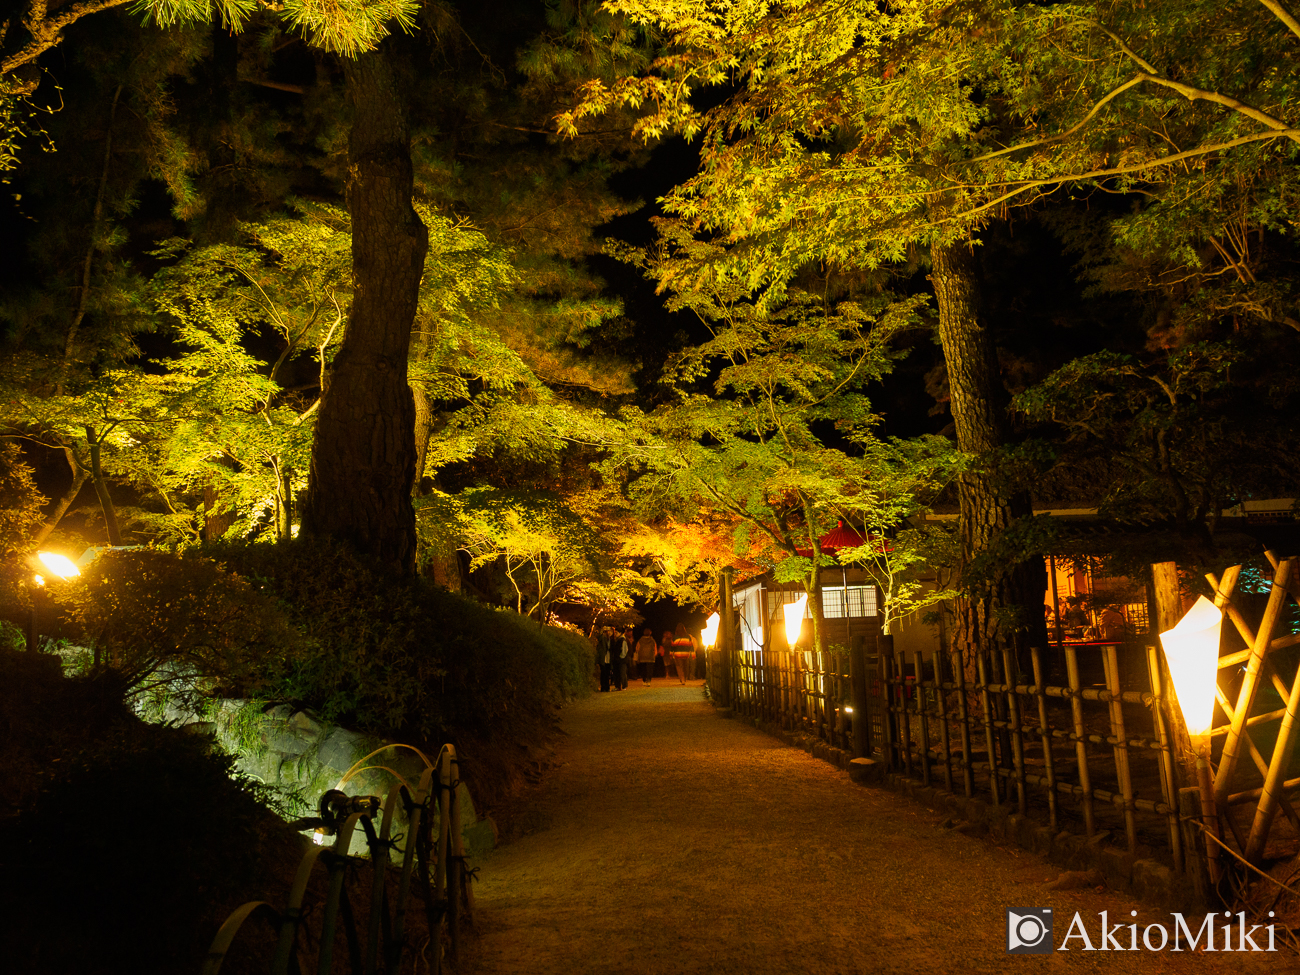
59, 547, 300, 710
56, 540, 592, 744
0, 660, 296, 975
197, 539, 593, 741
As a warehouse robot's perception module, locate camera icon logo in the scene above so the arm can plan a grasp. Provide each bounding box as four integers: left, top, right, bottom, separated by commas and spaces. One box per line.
1007, 908, 1053, 953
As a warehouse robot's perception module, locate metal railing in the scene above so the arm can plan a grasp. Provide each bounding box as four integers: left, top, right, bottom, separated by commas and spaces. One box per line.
201, 743, 474, 975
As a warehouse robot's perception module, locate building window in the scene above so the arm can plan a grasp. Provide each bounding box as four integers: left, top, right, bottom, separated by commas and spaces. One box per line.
766, 589, 810, 620
1124, 601, 1150, 632
822, 586, 878, 619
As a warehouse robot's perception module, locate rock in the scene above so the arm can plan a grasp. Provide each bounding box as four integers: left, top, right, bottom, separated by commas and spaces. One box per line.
462, 817, 497, 857
848, 757, 882, 784
1045, 868, 1103, 891
267, 726, 312, 757
318, 729, 366, 773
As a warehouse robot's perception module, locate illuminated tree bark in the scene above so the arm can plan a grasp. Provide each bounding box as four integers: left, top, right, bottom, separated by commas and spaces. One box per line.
931, 239, 1045, 659
301, 46, 427, 575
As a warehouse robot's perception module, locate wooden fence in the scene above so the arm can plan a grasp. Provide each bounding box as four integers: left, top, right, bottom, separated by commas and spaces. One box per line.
711, 555, 1300, 887
723, 638, 1184, 862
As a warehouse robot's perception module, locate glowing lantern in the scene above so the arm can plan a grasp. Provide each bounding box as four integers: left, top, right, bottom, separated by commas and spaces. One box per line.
1159, 595, 1224, 739
38, 551, 81, 580
701, 612, 721, 649
782, 593, 808, 648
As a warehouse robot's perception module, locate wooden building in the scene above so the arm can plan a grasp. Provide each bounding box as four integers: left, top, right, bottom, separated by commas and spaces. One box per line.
730, 565, 884, 652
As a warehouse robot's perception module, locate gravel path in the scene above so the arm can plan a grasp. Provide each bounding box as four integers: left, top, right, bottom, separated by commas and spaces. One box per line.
466, 679, 1292, 974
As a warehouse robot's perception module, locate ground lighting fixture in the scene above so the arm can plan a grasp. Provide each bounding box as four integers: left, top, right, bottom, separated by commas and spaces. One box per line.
1158, 593, 1225, 881
37, 551, 81, 582
782, 593, 808, 648
28, 550, 80, 653
1158, 595, 1223, 740
701, 612, 720, 650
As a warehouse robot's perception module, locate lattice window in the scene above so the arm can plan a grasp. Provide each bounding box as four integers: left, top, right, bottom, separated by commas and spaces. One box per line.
821, 586, 879, 619
1123, 601, 1149, 632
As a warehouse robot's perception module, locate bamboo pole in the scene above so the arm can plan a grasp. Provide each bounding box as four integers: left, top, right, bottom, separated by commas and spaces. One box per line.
1104, 644, 1138, 852
1001, 645, 1028, 816
1146, 644, 1184, 873
1196, 741, 1224, 884
914, 650, 931, 787
897, 649, 913, 775
1215, 559, 1294, 812
977, 652, 1001, 805
1152, 561, 1199, 791
1178, 787, 1213, 907
1245, 643, 1300, 863
849, 635, 870, 758
878, 641, 897, 768
1065, 646, 1095, 837
952, 647, 974, 797
934, 648, 954, 793
1030, 647, 1059, 831
721, 567, 734, 708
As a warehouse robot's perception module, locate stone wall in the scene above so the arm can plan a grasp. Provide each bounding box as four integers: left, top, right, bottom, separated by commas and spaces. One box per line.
176, 700, 497, 858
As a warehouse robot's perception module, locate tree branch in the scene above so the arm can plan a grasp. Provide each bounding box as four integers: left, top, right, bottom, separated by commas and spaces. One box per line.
1133, 72, 1300, 144
1258, 0, 1300, 43
962, 76, 1148, 167
2, 0, 133, 75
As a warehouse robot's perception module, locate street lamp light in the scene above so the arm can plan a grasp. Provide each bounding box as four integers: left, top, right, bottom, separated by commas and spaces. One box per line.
27, 551, 80, 652
782, 593, 808, 648
1158, 593, 1224, 882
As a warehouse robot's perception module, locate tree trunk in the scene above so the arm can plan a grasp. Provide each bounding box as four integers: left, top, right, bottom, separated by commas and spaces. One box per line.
300, 45, 428, 576
33, 446, 90, 547
411, 382, 432, 496
86, 432, 122, 546
930, 238, 1044, 661
202, 480, 235, 543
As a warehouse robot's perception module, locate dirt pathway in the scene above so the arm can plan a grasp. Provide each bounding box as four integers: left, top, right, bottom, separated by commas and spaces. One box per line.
465, 681, 1292, 974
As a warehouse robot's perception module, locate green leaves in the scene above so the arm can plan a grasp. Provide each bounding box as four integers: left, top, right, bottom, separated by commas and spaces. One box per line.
132, 0, 421, 57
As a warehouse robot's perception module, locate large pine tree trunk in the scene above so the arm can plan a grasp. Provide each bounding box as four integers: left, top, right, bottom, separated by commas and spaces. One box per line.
930, 239, 1044, 666
301, 47, 428, 575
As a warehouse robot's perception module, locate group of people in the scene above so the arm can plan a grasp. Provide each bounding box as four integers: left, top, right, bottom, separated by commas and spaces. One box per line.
590, 623, 699, 692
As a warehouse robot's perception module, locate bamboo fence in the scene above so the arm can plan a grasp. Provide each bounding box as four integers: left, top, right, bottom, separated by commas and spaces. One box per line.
721, 555, 1300, 879
200, 743, 473, 975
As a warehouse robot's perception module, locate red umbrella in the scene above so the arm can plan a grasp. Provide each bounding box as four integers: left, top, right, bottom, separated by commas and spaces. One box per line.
819, 521, 867, 552
796, 520, 868, 556
792, 522, 887, 637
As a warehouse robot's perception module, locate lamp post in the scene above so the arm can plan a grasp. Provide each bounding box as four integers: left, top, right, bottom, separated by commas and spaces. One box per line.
1159, 594, 1224, 883
26, 551, 81, 652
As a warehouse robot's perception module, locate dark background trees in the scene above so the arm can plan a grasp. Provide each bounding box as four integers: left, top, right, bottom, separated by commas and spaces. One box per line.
2, 0, 1298, 639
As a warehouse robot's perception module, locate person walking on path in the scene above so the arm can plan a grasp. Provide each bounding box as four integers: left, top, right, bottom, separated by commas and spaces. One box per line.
662, 630, 678, 682
635, 627, 658, 685
611, 627, 629, 690
593, 625, 612, 692
670, 623, 695, 685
